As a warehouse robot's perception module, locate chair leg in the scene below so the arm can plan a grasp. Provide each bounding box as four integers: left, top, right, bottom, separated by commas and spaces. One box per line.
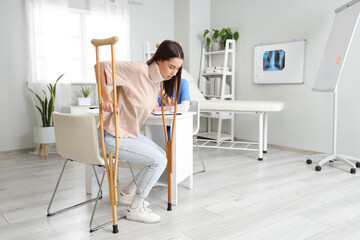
127, 161, 138, 187
193, 136, 206, 175
47, 160, 104, 217
90, 168, 125, 233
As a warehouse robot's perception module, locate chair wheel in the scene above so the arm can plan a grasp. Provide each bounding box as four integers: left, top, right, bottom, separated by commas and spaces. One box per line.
350, 168, 356, 174
356, 162, 360, 168
315, 166, 321, 171
306, 159, 312, 164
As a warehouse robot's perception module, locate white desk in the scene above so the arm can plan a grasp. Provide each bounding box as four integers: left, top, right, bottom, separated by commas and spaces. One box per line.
75, 108, 194, 206
143, 112, 194, 205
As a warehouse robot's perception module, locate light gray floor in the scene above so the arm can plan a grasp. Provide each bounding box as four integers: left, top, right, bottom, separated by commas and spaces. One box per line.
1, 146, 360, 240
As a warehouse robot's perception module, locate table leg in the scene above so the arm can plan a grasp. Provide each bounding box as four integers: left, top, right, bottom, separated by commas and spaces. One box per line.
263, 113, 268, 153
258, 113, 264, 161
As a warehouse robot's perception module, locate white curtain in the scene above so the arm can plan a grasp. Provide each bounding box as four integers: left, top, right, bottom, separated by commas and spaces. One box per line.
25, 0, 130, 114
25, 0, 130, 155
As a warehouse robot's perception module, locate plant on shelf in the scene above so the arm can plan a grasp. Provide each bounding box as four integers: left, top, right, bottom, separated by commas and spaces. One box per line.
29, 74, 64, 127
80, 85, 93, 98
203, 28, 239, 50
77, 85, 93, 106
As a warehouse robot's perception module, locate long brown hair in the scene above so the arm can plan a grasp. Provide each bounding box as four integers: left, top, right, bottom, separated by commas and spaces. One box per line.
147, 40, 184, 101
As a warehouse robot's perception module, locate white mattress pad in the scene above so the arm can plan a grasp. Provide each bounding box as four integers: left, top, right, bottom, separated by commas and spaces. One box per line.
199, 100, 284, 112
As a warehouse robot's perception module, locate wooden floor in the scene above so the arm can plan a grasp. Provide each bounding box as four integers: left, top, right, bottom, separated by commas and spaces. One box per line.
1, 146, 360, 240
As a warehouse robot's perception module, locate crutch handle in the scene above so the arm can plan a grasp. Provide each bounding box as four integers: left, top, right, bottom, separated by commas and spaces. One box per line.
91, 36, 118, 47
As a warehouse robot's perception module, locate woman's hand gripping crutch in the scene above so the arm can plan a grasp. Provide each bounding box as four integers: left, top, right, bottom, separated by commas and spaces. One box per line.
160, 81, 178, 211
91, 36, 120, 234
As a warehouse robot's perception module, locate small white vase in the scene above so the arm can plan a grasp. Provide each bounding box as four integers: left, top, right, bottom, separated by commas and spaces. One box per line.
211, 41, 223, 51
34, 126, 55, 144
78, 97, 91, 106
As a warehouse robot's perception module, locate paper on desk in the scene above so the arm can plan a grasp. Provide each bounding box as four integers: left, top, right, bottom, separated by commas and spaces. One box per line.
151, 111, 181, 115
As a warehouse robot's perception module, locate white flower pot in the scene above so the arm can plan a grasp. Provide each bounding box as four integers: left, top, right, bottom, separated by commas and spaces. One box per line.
211, 41, 224, 51
78, 97, 91, 106
34, 126, 55, 144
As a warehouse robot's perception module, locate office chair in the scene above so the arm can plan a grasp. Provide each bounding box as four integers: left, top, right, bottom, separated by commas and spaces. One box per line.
190, 101, 205, 174
47, 112, 139, 233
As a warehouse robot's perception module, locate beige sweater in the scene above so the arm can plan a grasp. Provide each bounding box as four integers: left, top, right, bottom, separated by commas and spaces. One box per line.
100, 61, 164, 138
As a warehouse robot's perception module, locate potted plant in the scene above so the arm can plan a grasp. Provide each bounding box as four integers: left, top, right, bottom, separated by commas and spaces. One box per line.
29, 74, 64, 159
77, 85, 93, 106
203, 28, 239, 51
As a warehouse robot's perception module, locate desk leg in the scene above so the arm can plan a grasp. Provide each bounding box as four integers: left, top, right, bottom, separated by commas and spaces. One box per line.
171, 169, 178, 206
263, 113, 268, 153
258, 113, 264, 161
85, 165, 92, 195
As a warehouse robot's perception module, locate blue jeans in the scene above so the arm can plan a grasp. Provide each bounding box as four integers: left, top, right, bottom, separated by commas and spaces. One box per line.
98, 129, 167, 198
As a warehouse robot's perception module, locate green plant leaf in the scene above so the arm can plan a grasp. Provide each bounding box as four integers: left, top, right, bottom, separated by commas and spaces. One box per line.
44, 97, 48, 126
28, 88, 44, 106
226, 28, 232, 35
219, 28, 226, 37
47, 97, 54, 127
234, 32, 239, 41
203, 29, 209, 38
206, 38, 211, 49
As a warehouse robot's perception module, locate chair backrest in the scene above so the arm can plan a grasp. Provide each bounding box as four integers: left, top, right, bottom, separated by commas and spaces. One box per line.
189, 101, 200, 135
53, 112, 104, 166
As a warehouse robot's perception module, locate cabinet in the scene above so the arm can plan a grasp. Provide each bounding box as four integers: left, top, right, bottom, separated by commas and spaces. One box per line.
197, 39, 236, 142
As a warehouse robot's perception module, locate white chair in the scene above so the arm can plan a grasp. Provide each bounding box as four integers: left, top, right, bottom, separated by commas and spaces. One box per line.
47, 112, 138, 233
190, 101, 205, 174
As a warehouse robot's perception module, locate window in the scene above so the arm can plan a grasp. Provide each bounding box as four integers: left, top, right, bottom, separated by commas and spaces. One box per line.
26, 0, 130, 84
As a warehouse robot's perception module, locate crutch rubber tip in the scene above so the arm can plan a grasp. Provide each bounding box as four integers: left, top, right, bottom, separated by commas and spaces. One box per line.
167, 203, 172, 211
258, 158, 263, 161
112, 225, 119, 233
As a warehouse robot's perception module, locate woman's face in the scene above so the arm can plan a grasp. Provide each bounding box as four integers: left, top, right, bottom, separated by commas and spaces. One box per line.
157, 57, 183, 80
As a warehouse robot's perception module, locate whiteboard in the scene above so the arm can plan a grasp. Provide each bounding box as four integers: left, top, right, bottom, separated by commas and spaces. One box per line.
253, 40, 305, 84
314, 0, 360, 92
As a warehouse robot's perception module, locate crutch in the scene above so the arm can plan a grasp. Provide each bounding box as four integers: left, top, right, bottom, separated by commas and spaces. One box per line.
91, 36, 120, 233
160, 80, 178, 211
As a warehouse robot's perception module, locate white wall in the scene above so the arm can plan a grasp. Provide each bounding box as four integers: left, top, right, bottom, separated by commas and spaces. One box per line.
211, 0, 360, 156
130, 0, 174, 62
0, 0, 36, 151
174, 0, 211, 79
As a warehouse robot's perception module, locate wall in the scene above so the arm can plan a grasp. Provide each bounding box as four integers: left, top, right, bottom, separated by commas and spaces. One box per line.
129, 0, 174, 62
0, 0, 36, 151
211, 0, 360, 156
174, 0, 211, 79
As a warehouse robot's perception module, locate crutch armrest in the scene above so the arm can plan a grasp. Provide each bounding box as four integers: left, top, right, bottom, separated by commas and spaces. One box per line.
91, 36, 118, 47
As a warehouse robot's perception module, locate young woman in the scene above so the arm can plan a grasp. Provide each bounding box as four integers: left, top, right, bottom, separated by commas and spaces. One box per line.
98, 40, 183, 223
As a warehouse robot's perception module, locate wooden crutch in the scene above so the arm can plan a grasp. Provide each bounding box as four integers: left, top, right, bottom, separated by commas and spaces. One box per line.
91, 36, 120, 234
160, 80, 178, 211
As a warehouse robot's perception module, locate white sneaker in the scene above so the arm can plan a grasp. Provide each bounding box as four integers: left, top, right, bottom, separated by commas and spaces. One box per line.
126, 205, 161, 223
118, 191, 150, 207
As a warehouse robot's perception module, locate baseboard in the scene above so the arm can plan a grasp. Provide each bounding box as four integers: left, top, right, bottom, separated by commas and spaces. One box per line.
0, 147, 36, 156
233, 137, 323, 155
